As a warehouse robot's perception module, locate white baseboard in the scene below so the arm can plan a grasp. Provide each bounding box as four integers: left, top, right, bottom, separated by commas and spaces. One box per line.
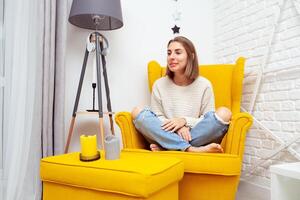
236, 179, 270, 200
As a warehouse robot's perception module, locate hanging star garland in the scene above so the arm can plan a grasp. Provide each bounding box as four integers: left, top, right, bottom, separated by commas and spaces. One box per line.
172, 10, 182, 21
171, 0, 181, 34
172, 25, 180, 34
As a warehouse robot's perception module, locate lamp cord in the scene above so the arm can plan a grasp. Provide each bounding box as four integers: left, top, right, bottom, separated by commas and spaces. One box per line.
92, 83, 96, 110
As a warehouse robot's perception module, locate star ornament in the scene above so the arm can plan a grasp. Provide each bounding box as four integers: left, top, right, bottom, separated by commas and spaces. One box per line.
172, 25, 180, 34
172, 10, 182, 21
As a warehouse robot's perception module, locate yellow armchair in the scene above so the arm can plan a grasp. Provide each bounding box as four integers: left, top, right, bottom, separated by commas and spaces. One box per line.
115, 57, 253, 200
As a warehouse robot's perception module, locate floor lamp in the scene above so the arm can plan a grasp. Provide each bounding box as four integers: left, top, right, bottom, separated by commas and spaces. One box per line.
64, 0, 123, 153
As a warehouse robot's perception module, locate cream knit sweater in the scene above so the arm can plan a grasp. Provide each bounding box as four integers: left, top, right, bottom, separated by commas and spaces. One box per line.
150, 76, 215, 128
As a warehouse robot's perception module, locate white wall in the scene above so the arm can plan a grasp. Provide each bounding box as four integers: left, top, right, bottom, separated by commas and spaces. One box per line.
214, 0, 300, 189
65, 1, 214, 151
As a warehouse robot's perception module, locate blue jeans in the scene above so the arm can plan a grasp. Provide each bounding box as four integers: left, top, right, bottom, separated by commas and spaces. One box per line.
133, 108, 229, 151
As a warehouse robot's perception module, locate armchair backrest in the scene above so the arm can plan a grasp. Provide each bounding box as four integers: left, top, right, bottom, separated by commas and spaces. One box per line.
148, 57, 245, 115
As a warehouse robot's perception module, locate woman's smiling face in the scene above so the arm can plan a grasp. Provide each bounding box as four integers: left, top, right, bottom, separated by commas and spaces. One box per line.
167, 41, 188, 74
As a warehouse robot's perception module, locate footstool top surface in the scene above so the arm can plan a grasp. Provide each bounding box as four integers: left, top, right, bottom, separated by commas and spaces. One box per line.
40, 150, 184, 197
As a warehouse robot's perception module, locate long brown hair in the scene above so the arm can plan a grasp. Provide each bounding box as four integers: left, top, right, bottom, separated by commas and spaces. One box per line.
166, 36, 199, 80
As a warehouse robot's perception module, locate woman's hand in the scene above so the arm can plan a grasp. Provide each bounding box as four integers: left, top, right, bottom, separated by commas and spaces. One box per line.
177, 126, 191, 141
161, 118, 186, 132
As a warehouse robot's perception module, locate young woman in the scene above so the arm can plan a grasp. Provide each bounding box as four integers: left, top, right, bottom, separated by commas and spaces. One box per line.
131, 36, 231, 153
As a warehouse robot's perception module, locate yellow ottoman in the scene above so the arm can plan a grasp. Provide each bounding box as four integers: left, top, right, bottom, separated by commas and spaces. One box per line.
40, 150, 184, 200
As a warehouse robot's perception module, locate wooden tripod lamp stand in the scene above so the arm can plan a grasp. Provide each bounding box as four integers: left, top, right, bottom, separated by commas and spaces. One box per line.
64, 0, 123, 153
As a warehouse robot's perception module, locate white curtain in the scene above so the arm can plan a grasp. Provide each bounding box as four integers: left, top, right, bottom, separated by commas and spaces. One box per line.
42, 0, 69, 157
2, 0, 68, 199
3, 0, 43, 199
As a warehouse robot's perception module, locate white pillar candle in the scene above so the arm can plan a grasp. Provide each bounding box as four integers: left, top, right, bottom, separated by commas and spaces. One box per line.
104, 135, 120, 160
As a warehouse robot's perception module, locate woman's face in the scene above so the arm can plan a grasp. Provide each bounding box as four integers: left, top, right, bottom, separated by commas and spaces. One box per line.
167, 41, 188, 74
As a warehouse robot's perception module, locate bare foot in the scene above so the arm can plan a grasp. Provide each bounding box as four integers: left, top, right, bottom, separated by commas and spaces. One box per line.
150, 144, 164, 151
186, 143, 223, 153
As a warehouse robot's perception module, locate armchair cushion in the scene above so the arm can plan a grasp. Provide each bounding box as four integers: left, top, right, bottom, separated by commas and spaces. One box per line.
123, 149, 241, 175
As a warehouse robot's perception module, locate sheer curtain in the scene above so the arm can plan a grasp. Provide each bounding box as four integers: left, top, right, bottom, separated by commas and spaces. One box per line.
3, 0, 42, 198
0, 0, 4, 184
2, 0, 68, 199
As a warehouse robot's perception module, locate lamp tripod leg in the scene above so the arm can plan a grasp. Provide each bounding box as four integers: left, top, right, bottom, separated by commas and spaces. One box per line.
64, 49, 89, 153
64, 117, 76, 153
95, 33, 105, 149
100, 40, 115, 135
108, 116, 115, 135
99, 118, 105, 149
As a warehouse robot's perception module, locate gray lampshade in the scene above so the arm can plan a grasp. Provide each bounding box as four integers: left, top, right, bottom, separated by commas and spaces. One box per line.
69, 0, 123, 30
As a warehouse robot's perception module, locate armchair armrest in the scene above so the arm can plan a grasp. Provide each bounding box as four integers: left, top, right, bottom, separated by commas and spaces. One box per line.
115, 111, 149, 149
224, 112, 253, 157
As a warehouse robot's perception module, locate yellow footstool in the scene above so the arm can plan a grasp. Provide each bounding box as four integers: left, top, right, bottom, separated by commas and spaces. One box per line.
40, 150, 184, 200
